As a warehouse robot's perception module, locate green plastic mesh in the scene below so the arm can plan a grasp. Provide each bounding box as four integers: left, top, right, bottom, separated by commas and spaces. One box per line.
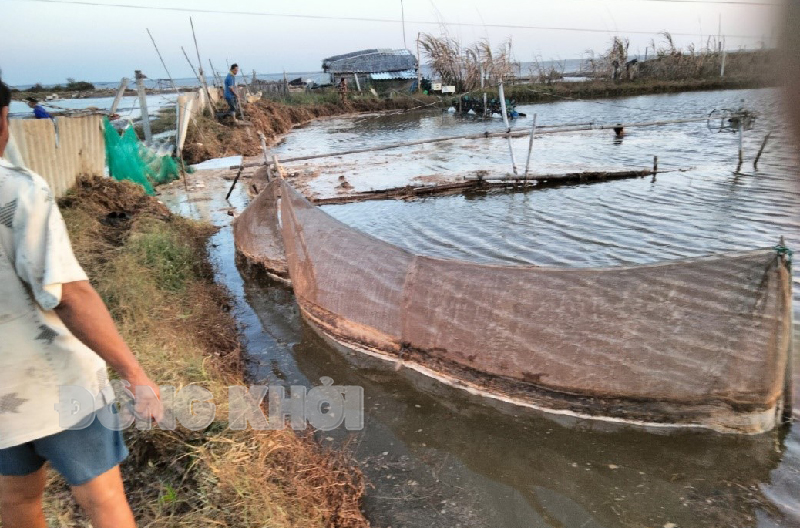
103, 118, 181, 194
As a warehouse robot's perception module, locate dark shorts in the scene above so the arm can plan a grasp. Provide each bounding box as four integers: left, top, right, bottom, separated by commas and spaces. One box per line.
0, 405, 128, 486
226, 96, 237, 113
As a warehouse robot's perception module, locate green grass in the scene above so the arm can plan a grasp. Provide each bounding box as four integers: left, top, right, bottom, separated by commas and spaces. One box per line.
40, 177, 370, 528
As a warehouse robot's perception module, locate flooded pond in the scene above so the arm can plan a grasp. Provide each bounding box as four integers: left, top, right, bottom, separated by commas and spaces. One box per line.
168, 87, 800, 527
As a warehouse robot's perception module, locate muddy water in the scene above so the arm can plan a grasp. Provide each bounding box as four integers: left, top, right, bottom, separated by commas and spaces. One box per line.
167, 87, 799, 528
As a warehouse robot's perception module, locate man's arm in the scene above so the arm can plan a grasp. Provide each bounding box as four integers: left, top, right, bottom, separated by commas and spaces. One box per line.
54, 280, 161, 418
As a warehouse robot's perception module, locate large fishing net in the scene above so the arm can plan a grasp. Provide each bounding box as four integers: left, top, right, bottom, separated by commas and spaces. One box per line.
239, 180, 794, 433
103, 118, 180, 194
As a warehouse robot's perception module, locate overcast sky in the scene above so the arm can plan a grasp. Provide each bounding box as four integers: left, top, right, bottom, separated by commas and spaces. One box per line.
1, 0, 781, 86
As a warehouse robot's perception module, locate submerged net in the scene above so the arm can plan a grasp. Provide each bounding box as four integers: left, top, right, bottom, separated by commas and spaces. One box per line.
103, 118, 180, 195
276, 180, 793, 433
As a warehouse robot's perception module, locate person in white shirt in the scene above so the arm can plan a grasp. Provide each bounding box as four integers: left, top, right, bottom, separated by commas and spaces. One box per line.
0, 80, 161, 528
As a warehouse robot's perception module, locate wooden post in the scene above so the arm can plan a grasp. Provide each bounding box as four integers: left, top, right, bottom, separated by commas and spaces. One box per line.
272, 154, 284, 180
524, 113, 538, 177
498, 82, 518, 176
753, 131, 772, 169
189, 17, 216, 116
237, 88, 247, 121
110, 77, 129, 114
258, 132, 271, 182
653, 155, 658, 173
135, 70, 152, 144
354, 73, 361, 92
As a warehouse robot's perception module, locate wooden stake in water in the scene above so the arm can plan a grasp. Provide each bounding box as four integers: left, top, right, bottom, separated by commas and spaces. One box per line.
753, 131, 772, 169
736, 119, 744, 172
225, 164, 244, 201
524, 113, 538, 177
498, 82, 518, 176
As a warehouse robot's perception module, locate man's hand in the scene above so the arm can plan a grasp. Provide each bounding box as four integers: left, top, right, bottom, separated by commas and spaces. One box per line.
55, 281, 162, 420
126, 372, 163, 422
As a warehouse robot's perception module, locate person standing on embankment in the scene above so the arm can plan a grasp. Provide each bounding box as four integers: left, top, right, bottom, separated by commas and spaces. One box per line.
225, 63, 239, 118
24, 98, 51, 120
0, 81, 162, 528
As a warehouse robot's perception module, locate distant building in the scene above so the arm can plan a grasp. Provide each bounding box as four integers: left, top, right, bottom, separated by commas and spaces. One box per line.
322, 49, 418, 91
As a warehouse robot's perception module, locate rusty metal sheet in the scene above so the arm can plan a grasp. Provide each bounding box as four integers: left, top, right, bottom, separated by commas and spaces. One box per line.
8, 115, 105, 197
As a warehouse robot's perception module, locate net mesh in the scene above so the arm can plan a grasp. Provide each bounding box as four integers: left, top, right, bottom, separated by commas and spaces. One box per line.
103, 118, 180, 194
267, 181, 793, 432
233, 180, 289, 280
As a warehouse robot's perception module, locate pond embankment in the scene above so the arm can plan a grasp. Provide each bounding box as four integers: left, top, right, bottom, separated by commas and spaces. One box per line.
43, 177, 369, 528
183, 77, 773, 166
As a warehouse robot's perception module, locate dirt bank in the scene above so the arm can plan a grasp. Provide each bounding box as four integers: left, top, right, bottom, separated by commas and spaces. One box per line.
183, 96, 438, 164
45, 177, 369, 528
183, 78, 770, 166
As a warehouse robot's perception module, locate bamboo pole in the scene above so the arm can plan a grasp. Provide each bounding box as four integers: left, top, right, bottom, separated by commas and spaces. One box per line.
230, 114, 732, 170
753, 131, 772, 169
146, 29, 180, 95
181, 47, 203, 86
258, 132, 271, 182
209, 59, 223, 87
481, 65, 487, 118
189, 17, 216, 116
498, 82, 518, 176
465, 169, 653, 182
780, 236, 794, 423
524, 113, 538, 176
225, 164, 244, 201
312, 169, 662, 205
736, 119, 744, 172
238, 67, 253, 97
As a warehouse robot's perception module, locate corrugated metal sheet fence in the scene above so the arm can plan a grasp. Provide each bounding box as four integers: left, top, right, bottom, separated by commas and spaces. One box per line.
8, 115, 105, 197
